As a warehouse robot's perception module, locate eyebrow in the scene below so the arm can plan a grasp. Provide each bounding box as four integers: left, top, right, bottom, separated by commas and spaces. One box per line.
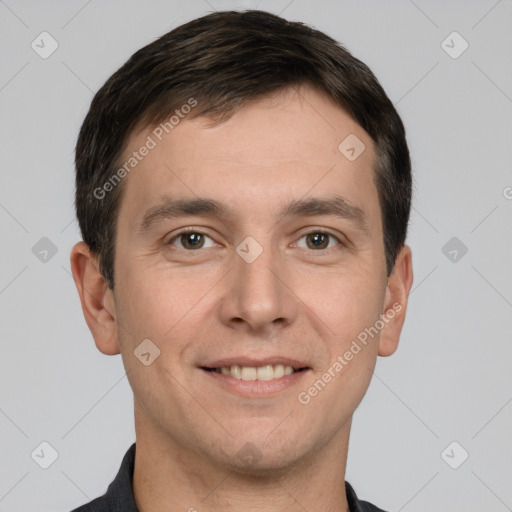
138, 195, 370, 235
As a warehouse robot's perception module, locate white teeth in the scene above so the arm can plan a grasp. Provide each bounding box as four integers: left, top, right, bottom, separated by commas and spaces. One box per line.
274, 364, 285, 378
241, 366, 257, 380
231, 365, 242, 379
257, 365, 273, 381
216, 364, 298, 381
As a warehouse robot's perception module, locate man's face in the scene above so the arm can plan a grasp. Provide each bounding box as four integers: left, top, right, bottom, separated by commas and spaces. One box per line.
109, 86, 396, 471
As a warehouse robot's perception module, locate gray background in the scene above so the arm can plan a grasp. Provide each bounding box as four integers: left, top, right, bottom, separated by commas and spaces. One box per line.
0, 0, 511, 511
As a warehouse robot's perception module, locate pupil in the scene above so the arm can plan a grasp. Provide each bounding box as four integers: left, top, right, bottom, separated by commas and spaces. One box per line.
184, 232, 203, 248
309, 233, 327, 249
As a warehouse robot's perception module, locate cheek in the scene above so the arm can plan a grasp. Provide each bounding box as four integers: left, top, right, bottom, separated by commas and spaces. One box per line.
114, 264, 189, 345
114, 264, 221, 380
114, 271, 195, 406
302, 267, 385, 336
298, 280, 381, 413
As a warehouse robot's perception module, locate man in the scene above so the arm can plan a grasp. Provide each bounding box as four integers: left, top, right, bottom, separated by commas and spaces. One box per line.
70, 9, 413, 512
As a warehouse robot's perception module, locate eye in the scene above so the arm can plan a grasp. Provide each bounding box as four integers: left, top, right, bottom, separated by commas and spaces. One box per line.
166, 229, 342, 251
294, 231, 342, 250
167, 229, 217, 250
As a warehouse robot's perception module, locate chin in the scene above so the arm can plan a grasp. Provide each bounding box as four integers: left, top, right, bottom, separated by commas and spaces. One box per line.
210, 431, 314, 477
225, 450, 306, 478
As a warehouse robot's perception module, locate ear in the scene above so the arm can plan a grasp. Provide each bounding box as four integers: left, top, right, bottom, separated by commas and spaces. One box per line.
378, 244, 413, 357
70, 241, 120, 355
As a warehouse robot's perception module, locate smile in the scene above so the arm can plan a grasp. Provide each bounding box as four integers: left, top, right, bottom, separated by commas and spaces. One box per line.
205, 364, 306, 381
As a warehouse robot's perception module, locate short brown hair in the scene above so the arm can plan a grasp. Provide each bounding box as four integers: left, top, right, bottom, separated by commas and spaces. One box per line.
75, 9, 412, 289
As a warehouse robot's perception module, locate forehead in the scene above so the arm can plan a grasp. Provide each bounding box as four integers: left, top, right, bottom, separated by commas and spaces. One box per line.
117, 86, 381, 230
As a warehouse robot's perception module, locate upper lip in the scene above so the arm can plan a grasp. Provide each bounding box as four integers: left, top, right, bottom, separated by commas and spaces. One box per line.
201, 357, 310, 370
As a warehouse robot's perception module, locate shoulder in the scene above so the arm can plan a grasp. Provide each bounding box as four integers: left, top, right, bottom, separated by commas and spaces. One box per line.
68, 443, 137, 512
359, 499, 389, 512
69, 495, 107, 512
345, 481, 389, 512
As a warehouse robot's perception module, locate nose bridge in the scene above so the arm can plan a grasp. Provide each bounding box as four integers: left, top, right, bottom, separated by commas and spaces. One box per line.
225, 233, 296, 331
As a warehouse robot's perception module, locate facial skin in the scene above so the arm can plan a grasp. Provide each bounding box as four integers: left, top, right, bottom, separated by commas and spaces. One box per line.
71, 85, 413, 512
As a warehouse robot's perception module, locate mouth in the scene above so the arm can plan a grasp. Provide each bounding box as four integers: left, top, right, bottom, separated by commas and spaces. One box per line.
201, 364, 309, 382
198, 357, 311, 397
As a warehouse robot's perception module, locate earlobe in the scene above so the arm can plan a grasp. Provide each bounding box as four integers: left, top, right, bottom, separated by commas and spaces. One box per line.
70, 241, 120, 355
378, 244, 414, 357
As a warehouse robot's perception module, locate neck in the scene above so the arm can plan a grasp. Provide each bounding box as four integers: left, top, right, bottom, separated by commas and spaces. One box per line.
132, 413, 352, 512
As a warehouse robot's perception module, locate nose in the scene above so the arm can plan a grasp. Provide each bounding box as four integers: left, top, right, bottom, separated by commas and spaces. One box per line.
218, 236, 299, 336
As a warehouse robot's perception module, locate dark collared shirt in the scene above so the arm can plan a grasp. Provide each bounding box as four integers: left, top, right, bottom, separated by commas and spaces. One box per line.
70, 443, 388, 512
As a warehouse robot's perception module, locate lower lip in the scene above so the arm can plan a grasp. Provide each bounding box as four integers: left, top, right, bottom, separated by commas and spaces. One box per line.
201, 368, 310, 397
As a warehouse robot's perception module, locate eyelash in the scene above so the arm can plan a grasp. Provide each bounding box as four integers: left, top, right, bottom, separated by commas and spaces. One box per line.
166, 228, 344, 252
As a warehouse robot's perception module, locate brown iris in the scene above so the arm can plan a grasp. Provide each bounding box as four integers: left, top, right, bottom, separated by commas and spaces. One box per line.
306, 232, 330, 250
180, 232, 204, 249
